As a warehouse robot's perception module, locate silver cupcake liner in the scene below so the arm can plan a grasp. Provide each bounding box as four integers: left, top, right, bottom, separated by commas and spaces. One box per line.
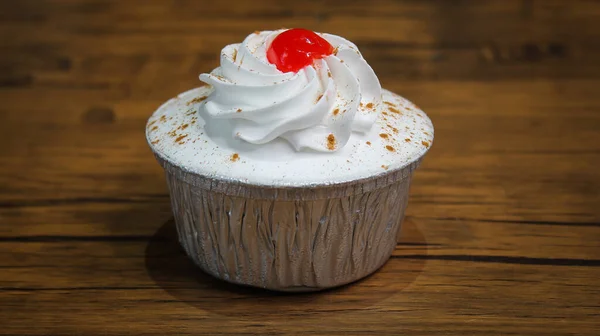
156, 155, 420, 291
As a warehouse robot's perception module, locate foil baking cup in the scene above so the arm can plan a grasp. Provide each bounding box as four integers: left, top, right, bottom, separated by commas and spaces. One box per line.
153, 154, 423, 292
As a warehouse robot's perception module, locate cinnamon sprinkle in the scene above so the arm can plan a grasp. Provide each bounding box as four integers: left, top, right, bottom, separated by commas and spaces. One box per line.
365, 102, 374, 109
366, 141, 371, 146
389, 107, 401, 114
381, 165, 389, 170
237, 108, 242, 113
187, 96, 207, 106
151, 126, 158, 131
175, 134, 188, 143
405, 138, 411, 142
315, 94, 323, 104
232, 49, 238, 62
384, 101, 395, 107
422, 141, 430, 148
385, 145, 395, 152
333, 108, 340, 115
159, 115, 167, 123
379, 133, 389, 139
326, 133, 336, 151
231, 153, 240, 162
151, 140, 160, 145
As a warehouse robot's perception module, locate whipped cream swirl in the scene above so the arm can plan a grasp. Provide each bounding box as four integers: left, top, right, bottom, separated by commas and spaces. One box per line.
199, 30, 382, 152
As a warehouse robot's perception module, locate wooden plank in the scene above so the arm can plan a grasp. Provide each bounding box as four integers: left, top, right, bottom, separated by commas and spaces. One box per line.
1, 261, 598, 335
1, 81, 598, 223
2, 1, 600, 83
1, 219, 598, 288
1, 220, 599, 333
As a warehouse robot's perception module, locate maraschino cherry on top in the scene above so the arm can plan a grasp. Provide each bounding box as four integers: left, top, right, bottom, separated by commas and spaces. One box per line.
266, 28, 334, 73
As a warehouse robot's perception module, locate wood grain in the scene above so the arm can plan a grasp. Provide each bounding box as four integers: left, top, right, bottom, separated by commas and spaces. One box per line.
1, 0, 599, 335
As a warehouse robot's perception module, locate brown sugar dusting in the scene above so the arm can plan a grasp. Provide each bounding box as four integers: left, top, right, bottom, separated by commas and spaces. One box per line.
382, 111, 389, 116
187, 96, 207, 106
232, 49, 238, 62
159, 115, 167, 123
231, 153, 240, 162
333, 108, 340, 116
379, 133, 389, 139
424, 131, 430, 136
381, 165, 389, 170
236, 108, 242, 113
177, 124, 189, 131
389, 107, 401, 114
392, 127, 399, 133
151, 126, 158, 132
326, 133, 336, 151
405, 138, 411, 143
315, 94, 323, 104
148, 120, 157, 127
333, 47, 339, 56
365, 102, 374, 109
327, 70, 332, 78
385, 145, 395, 152
366, 141, 372, 146
422, 141, 430, 148
175, 134, 188, 143
384, 101, 395, 107
151, 140, 160, 145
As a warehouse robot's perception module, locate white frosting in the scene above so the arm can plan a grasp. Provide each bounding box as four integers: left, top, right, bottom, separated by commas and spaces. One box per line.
146, 88, 434, 187
198, 30, 382, 152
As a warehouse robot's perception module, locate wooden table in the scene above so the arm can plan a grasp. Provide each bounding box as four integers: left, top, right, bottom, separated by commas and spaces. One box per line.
2, 0, 599, 334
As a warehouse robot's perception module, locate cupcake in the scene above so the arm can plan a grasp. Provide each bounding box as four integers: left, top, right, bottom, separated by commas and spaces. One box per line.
146, 29, 433, 291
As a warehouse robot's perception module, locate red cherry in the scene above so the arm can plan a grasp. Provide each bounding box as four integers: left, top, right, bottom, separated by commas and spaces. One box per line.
267, 28, 334, 73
